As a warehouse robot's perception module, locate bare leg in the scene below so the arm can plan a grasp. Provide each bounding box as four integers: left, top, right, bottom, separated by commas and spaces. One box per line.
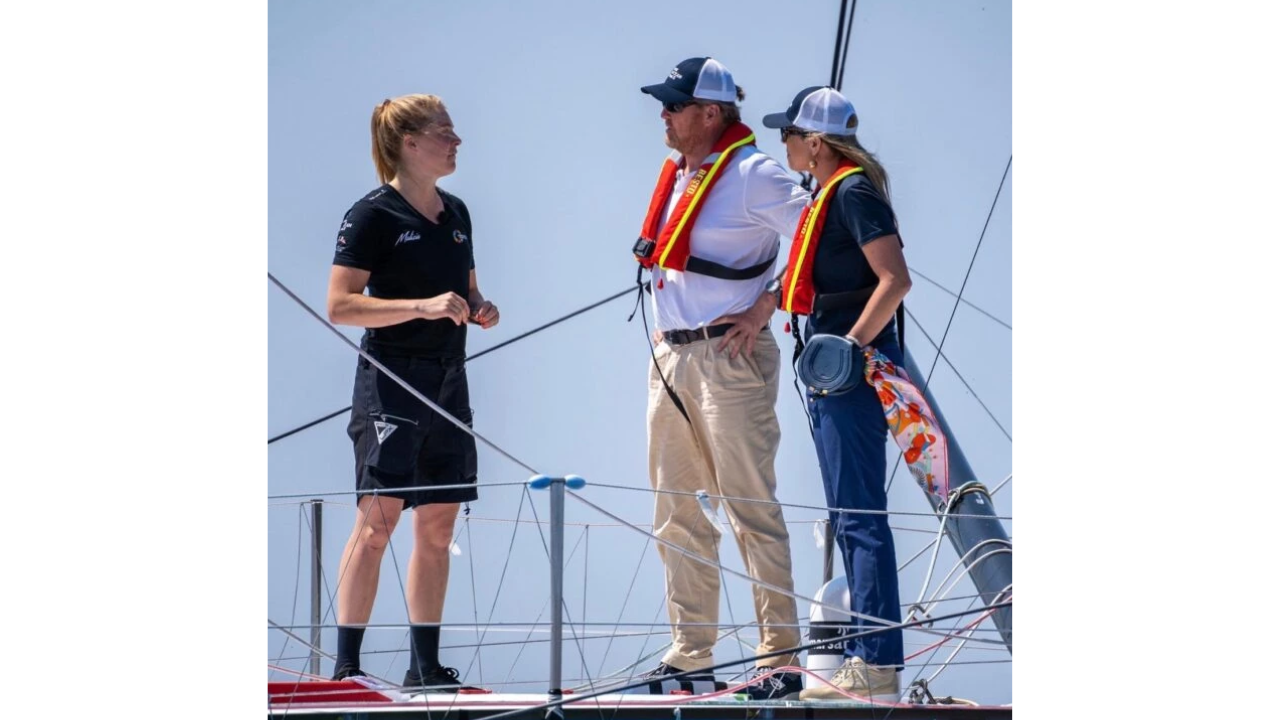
406, 502, 461, 623
335, 494, 405, 624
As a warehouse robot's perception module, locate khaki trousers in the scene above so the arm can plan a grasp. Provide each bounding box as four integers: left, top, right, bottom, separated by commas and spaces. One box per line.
647, 329, 801, 670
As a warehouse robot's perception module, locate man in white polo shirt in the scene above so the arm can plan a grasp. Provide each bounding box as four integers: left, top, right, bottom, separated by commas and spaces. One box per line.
632, 56, 810, 701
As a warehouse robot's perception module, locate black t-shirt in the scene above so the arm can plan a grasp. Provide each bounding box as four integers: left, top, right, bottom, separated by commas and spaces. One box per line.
806, 173, 901, 344
332, 185, 475, 357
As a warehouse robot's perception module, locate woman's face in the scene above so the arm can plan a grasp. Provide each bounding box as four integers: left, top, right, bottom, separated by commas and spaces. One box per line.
781, 127, 812, 174
409, 111, 460, 175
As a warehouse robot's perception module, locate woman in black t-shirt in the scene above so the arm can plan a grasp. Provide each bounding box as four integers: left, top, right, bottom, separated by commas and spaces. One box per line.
325, 93, 499, 691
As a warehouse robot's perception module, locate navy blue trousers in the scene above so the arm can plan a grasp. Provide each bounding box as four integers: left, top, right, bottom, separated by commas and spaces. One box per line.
808, 337, 905, 667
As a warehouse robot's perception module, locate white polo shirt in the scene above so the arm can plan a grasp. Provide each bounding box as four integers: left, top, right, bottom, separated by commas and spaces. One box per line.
651, 146, 809, 331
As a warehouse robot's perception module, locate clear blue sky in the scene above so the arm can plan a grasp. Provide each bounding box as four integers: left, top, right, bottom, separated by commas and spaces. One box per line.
268, 0, 1011, 703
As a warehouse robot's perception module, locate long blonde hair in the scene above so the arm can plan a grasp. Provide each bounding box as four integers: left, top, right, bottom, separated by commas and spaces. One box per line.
370, 94, 448, 184
819, 126, 891, 202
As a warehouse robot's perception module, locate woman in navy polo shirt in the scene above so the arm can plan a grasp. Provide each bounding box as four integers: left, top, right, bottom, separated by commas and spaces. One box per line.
762, 87, 913, 702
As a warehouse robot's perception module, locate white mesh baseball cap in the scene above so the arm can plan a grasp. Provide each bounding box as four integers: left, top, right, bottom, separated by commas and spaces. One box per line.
761, 86, 858, 135
641, 57, 738, 104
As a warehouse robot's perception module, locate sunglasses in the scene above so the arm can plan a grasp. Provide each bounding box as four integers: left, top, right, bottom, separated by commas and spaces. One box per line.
780, 126, 811, 142
663, 100, 700, 114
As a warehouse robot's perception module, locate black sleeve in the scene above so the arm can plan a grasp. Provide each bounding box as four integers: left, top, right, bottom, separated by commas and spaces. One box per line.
455, 196, 476, 270
837, 178, 899, 248
332, 201, 390, 271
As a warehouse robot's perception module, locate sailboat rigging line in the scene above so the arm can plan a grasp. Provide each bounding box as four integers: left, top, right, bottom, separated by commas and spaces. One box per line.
885, 155, 1013, 498
582, 525, 588, 684
634, 273, 693, 426
612, 517, 707, 706
268, 619, 339, 665
903, 597, 999, 663
887, 490, 1009, 629
718, 555, 748, 659
475, 600, 1012, 720
468, 284, 639, 362
269, 619, 1002, 632
370, 496, 418, 682
270, 272, 542, 475
440, 657, 1012, 679
917, 538, 1012, 612
267, 406, 348, 446
423, 514, 944, 535
593, 534, 652, 679
918, 547, 1013, 619
313, 486, 387, 645
271, 504, 308, 686
834, 0, 859, 91
271, 626, 1003, 662
577, 628, 750, 695
518, 501, 609, 720
267, 482, 527, 502
801, 0, 855, 195
902, 593, 1006, 609
904, 305, 1012, 441
381, 507, 476, 682
923, 155, 1012, 388
587, 482, 1012, 521
907, 266, 1012, 330
925, 596, 1010, 685
473, 629, 683, 646
827, 0, 849, 87
898, 534, 946, 574
267, 282, 639, 445
570, 490, 907, 630
268, 499, 356, 509
897, 588, 1011, 720
694, 502, 748, 667
491, 524, 588, 688
268, 637, 1012, 679
302, 500, 344, 669
991, 472, 1013, 495
902, 503, 952, 601
459, 486, 530, 684
261, 617, 376, 712
903, 485, 987, 622
464, 514, 484, 685
254, 628, 992, 653
447, 630, 674, 652
906, 486, 1013, 617
447, 524, 573, 717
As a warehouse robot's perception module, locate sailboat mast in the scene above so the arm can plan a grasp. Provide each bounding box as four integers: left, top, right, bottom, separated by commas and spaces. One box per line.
902, 348, 1013, 653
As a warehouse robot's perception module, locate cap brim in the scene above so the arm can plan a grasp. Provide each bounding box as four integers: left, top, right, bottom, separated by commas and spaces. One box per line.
760, 111, 792, 129
641, 83, 694, 104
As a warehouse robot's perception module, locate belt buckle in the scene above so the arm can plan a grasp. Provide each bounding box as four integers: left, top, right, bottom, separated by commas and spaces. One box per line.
669, 328, 698, 345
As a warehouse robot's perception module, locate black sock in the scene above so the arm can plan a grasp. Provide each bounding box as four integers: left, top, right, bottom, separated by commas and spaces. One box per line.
409, 625, 441, 677
336, 627, 365, 672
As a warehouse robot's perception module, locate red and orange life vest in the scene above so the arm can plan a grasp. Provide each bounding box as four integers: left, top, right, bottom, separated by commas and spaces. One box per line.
778, 163, 863, 314
634, 122, 757, 274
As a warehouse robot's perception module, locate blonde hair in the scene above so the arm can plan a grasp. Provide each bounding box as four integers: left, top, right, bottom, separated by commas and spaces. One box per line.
370, 94, 448, 184
819, 123, 891, 202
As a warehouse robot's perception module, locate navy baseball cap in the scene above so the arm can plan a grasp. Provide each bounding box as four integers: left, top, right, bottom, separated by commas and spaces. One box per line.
641, 57, 738, 104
